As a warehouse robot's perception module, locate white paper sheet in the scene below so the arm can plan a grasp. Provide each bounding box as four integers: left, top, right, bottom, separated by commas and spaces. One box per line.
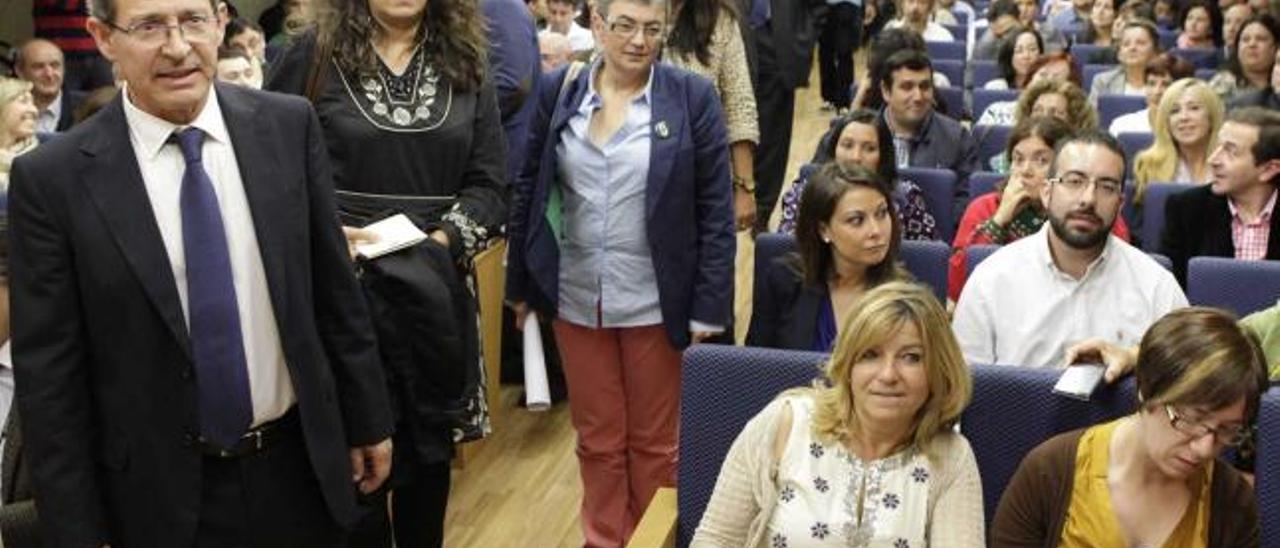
522, 312, 552, 411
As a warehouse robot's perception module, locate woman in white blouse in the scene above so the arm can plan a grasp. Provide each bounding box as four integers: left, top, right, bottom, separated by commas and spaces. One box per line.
1134, 78, 1224, 196
693, 281, 983, 548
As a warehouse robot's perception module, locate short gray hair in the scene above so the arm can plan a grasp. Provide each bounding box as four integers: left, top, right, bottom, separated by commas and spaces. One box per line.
89, 0, 219, 24
595, 0, 671, 19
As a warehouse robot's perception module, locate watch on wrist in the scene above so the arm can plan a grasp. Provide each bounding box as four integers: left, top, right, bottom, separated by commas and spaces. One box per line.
733, 175, 756, 194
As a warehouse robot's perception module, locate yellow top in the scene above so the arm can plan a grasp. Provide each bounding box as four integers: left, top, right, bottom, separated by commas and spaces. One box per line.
1059, 419, 1212, 548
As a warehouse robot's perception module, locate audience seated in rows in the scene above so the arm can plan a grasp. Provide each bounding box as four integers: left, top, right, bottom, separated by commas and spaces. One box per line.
950, 117, 1131, 301
1161, 107, 1280, 285
853, 29, 953, 112
954, 130, 1187, 367
697, 282, 984, 546
1209, 13, 1279, 100
778, 110, 938, 240
1228, 36, 1280, 108
1089, 19, 1164, 104
984, 27, 1045, 90
751, 164, 908, 351
983, 78, 1096, 171
993, 307, 1265, 546
1134, 78, 1223, 192
1109, 53, 1196, 135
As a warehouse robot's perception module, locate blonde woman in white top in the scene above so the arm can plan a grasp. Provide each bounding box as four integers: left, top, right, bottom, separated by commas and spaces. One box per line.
1133, 79, 1224, 203
0, 78, 38, 191
693, 282, 983, 548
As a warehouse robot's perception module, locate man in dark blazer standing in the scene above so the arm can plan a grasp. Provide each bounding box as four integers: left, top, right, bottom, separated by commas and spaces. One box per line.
750, 0, 826, 231
8, 0, 394, 547
1161, 107, 1280, 286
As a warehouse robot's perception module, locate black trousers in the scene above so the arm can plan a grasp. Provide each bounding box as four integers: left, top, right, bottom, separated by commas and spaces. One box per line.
753, 22, 798, 232
347, 459, 452, 548
818, 3, 861, 109
193, 414, 345, 548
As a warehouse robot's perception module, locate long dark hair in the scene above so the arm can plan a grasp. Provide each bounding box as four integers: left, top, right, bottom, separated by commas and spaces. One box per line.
1226, 14, 1280, 86
666, 0, 739, 67
814, 109, 899, 191
794, 164, 905, 288
998, 27, 1044, 89
1177, 0, 1225, 48
317, 0, 488, 92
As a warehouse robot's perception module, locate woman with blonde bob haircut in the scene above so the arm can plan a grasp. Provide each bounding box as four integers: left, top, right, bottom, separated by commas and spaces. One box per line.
695, 282, 984, 547
992, 307, 1266, 547
1134, 79, 1225, 200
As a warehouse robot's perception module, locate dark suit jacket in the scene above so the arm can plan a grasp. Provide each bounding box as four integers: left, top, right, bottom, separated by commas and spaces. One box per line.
54, 90, 86, 132
506, 63, 736, 349
0, 408, 41, 548
8, 83, 394, 548
745, 256, 827, 350
879, 110, 979, 221
761, 0, 826, 89
1160, 184, 1280, 286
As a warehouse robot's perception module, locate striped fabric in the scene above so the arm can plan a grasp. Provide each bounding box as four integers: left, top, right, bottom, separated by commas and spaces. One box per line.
33, 0, 96, 57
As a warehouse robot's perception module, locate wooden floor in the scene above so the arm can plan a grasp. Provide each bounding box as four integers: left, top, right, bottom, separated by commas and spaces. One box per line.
442, 65, 834, 548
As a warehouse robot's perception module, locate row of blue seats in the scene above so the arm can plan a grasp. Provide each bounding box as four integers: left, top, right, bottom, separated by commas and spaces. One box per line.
757, 232, 1280, 317
676, 345, 1280, 547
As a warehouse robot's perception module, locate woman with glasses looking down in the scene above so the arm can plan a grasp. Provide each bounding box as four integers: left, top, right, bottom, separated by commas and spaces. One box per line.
991, 307, 1266, 547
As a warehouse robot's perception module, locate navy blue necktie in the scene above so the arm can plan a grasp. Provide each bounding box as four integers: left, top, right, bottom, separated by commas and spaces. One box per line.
174, 128, 253, 449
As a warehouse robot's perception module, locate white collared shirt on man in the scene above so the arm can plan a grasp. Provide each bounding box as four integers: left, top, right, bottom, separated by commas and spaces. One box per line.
34, 92, 62, 134
121, 86, 295, 427
953, 224, 1188, 368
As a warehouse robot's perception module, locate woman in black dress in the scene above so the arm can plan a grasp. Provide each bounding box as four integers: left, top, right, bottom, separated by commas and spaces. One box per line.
267, 0, 506, 546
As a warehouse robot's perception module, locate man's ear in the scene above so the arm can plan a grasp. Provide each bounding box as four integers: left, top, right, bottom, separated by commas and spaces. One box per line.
85, 18, 118, 63
1256, 158, 1280, 187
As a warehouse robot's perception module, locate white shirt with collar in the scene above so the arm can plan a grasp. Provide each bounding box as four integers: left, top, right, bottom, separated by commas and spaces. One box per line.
952, 224, 1188, 368
34, 92, 62, 134
122, 86, 295, 427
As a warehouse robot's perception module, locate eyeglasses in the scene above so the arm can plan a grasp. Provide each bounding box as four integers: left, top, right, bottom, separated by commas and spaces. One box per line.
606, 17, 666, 42
1165, 405, 1250, 447
107, 14, 218, 45
1049, 173, 1124, 198
1010, 154, 1053, 171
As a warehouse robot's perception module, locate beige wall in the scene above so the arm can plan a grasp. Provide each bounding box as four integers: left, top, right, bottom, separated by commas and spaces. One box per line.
0, 0, 277, 48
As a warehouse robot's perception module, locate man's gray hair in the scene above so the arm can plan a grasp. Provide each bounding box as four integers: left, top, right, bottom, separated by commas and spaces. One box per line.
89, 0, 219, 24
595, 0, 671, 18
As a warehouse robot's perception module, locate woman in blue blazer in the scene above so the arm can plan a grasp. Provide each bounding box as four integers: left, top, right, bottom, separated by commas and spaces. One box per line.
505, 0, 734, 544
747, 163, 909, 351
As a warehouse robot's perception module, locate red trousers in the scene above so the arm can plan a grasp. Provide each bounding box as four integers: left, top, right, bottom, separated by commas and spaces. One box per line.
552, 321, 682, 548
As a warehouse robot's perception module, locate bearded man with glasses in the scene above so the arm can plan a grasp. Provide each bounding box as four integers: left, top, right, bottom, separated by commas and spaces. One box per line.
6, 0, 395, 546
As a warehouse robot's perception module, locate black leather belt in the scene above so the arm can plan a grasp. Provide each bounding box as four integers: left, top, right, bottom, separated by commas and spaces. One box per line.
196, 409, 298, 458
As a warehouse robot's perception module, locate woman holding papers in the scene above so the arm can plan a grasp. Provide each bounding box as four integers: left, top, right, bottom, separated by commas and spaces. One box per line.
694, 282, 984, 547
505, 0, 735, 544
267, 0, 506, 545
992, 307, 1265, 547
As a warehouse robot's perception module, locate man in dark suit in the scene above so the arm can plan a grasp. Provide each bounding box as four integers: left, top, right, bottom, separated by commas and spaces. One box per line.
13, 39, 87, 133
1161, 107, 1280, 286
8, 0, 394, 547
750, 0, 826, 231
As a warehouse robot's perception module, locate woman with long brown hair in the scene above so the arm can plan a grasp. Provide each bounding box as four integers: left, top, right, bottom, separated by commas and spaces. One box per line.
267, 0, 507, 545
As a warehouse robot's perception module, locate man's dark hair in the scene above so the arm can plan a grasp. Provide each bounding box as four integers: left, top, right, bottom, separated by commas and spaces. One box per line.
225, 17, 263, 42
987, 0, 1019, 21
1051, 129, 1128, 185
1226, 107, 1280, 185
546, 0, 576, 7
880, 49, 933, 90
218, 45, 253, 63
90, 0, 218, 24
1177, 0, 1225, 47
862, 28, 929, 109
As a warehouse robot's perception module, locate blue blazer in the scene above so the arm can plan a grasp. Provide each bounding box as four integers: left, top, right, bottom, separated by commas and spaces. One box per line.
506, 62, 735, 349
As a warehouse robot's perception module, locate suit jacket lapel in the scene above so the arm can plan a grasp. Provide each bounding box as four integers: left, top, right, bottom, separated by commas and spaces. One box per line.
218, 84, 290, 329
646, 68, 683, 220
786, 284, 825, 350
80, 98, 192, 357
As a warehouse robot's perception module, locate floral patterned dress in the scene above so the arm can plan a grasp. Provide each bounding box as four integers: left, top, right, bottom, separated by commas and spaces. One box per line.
766, 397, 933, 548
777, 164, 939, 241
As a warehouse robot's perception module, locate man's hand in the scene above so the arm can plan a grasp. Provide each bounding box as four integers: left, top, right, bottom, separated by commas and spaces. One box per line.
734, 188, 757, 231
349, 438, 393, 494
429, 229, 451, 248
510, 301, 531, 331
342, 226, 379, 260
1063, 338, 1139, 384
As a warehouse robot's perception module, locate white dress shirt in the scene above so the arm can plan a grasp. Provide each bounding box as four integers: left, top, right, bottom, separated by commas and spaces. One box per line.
122, 87, 295, 426
1109, 109, 1151, 135
541, 23, 596, 54
953, 224, 1188, 367
34, 93, 62, 134
885, 20, 956, 42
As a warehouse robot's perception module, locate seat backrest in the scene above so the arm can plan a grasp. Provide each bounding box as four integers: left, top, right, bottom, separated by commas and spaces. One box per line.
972, 60, 1000, 92
1098, 94, 1147, 129
1253, 388, 1280, 546
1194, 68, 1216, 81
934, 59, 965, 89
1069, 43, 1110, 64
972, 89, 1018, 122
1157, 28, 1178, 50
1117, 132, 1154, 171
1082, 63, 1114, 91
1148, 252, 1173, 272
962, 364, 1137, 527
900, 167, 958, 242
1171, 47, 1220, 69
1140, 182, 1187, 252
755, 233, 797, 288
970, 172, 1004, 199
973, 124, 1013, 173
935, 86, 966, 119
899, 239, 951, 303
677, 345, 829, 547
927, 40, 967, 60
1187, 257, 1280, 317
965, 243, 1002, 279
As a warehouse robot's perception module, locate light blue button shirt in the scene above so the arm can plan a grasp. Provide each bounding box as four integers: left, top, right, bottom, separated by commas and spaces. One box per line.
556, 64, 663, 329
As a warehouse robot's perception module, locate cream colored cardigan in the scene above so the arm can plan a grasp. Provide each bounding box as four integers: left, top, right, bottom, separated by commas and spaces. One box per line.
690, 396, 987, 547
